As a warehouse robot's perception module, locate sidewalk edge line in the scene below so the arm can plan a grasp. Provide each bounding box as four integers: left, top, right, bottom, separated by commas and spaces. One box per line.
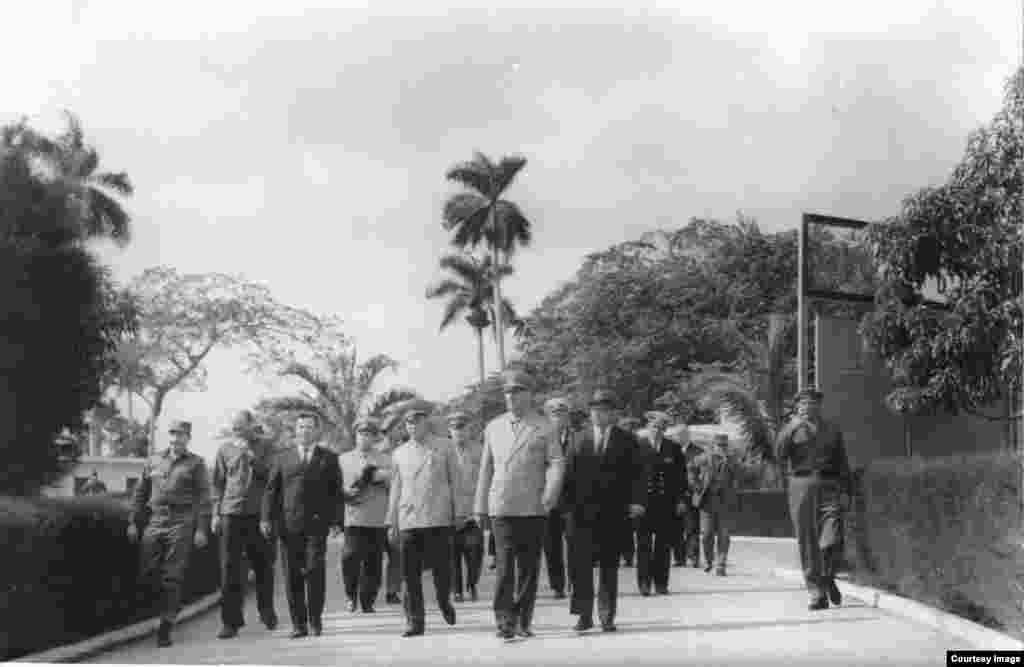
769, 567, 1023, 651
14, 592, 222, 663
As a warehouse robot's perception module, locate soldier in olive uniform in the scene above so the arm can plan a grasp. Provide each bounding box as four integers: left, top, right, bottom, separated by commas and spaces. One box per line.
128, 419, 212, 648
635, 412, 688, 595
211, 410, 279, 639
775, 388, 852, 610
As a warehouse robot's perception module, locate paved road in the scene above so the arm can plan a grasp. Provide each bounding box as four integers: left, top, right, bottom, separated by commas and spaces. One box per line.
88, 538, 976, 665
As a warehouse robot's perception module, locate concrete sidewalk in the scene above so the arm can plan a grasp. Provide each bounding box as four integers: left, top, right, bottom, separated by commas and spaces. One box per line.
84, 539, 976, 666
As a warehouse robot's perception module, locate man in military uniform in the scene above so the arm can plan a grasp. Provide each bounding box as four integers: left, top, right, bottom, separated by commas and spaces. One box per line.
691, 433, 742, 576
387, 402, 463, 637
448, 411, 484, 603
128, 419, 212, 648
339, 417, 392, 613
211, 410, 279, 639
635, 412, 687, 595
541, 397, 573, 599
775, 388, 852, 610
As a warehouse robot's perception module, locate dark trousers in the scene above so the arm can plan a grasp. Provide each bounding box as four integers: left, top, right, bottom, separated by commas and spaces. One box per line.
699, 502, 732, 569
621, 521, 636, 564
218, 515, 276, 629
491, 515, 546, 631
279, 529, 327, 629
399, 527, 453, 626
675, 508, 700, 565
452, 522, 484, 595
341, 526, 386, 607
138, 517, 196, 624
384, 537, 402, 595
543, 509, 566, 593
788, 475, 843, 598
565, 513, 621, 623
635, 508, 674, 590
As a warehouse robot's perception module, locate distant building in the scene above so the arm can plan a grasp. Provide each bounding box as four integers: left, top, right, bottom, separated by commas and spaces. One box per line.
44, 455, 147, 498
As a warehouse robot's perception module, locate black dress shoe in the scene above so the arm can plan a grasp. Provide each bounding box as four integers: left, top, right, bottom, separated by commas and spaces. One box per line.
441, 603, 456, 626
827, 579, 842, 606
704, 564, 713, 573
402, 626, 425, 637
808, 597, 829, 611
601, 622, 617, 632
361, 604, 376, 614
516, 627, 535, 638
691, 561, 700, 568
573, 617, 594, 632
497, 627, 516, 640
217, 626, 239, 639
639, 586, 651, 597
260, 613, 278, 631
156, 621, 173, 647
290, 627, 309, 639
655, 587, 670, 596
310, 622, 322, 637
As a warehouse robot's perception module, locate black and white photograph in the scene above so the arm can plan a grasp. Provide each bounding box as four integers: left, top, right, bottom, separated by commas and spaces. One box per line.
1, 1, 1022, 665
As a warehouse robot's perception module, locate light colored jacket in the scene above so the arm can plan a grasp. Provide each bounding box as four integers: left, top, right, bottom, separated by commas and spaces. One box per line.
338, 447, 391, 528
474, 412, 565, 518
386, 436, 466, 530
452, 438, 483, 519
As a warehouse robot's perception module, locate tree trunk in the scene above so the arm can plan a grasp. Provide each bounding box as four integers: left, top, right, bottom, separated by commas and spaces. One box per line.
491, 208, 506, 371
475, 326, 486, 389
148, 390, 166, 455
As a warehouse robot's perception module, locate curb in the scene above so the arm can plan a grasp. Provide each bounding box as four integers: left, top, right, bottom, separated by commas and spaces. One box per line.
15, 591, 221, 663
769, 567, 1024, 651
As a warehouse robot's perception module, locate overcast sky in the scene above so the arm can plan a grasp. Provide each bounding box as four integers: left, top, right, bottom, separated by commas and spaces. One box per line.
3, 1, 1020, 460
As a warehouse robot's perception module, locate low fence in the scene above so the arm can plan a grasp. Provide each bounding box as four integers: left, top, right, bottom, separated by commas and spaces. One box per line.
0, 493, 220, 661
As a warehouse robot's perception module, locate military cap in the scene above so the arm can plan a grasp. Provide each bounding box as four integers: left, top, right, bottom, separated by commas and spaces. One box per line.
588, 389, 618, 408
645, 411, 672, 427
168, 419, 192, 435
354, 417, 382, 433
544, 397, 571, 413
501, 370, 534, 392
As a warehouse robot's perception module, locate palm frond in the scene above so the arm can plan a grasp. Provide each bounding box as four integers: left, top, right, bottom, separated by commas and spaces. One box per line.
425, 278, 465, 300
357, 353, 399, 391
87, 189, 132, 244
492, 155, 527, 195
445, 155, 492, 196
709, 388, 775, 461
492, 199, 532, 252
438, 253, 484, 283
96, 170, 134, 196
440, 298, 467, 331
442, 192, 487, 232
368, 388, 420, 417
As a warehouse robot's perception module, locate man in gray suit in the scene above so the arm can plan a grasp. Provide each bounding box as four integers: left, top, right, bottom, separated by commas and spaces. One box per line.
475, 370, 565, 640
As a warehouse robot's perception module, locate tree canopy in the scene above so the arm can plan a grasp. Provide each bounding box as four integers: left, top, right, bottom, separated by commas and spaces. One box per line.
862, 67, 1023, 416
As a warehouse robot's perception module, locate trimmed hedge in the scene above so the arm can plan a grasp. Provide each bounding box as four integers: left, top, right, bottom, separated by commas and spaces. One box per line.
0, 494, 220, 661
847, 452, 1023, 636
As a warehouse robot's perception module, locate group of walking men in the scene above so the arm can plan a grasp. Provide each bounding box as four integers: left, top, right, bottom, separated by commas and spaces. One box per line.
127, 370, 851, 647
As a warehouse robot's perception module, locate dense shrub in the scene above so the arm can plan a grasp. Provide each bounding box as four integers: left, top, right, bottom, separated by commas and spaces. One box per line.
0, 494, 219, 660
847, 452, 1023, 635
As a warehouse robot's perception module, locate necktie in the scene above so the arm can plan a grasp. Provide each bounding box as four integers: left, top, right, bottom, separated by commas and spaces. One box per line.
597, 428, 607, 456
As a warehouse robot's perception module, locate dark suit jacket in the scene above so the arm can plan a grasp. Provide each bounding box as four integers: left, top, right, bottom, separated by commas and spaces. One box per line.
560, 425, 647, 525
262, 444, 343, 535
638, 436, 687, 512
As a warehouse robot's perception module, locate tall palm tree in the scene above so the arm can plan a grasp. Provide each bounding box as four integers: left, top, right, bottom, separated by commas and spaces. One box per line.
426, 253, 516, 388
12, 112, 134, 245
442, 152, 532, 371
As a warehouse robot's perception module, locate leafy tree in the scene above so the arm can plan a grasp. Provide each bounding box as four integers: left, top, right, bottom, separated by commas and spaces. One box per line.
119, 266, 323, 449
426, 252, 517, 388
0, 117, 136, 493
442, 152, 532, 371
861, 67, 1023, 417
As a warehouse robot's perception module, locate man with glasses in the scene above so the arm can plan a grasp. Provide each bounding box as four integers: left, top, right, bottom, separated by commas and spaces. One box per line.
475, 371, 564, 640
386, 401, 463, 637
776, 388, 852, 610
339, 417, 392, 614
128, 419, 211, 648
